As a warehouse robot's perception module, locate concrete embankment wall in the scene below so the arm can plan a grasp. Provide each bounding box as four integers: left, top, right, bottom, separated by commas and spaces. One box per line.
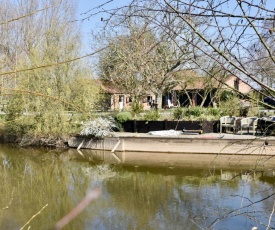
67, 147, 275, 169
68, 134, 275, 156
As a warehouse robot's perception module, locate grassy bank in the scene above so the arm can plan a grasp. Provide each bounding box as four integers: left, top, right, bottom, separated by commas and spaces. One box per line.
0, 105, 262, 147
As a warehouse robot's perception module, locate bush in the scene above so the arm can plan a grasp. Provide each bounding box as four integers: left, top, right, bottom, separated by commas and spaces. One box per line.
184, 107, 204, 117
143, 110, 160, 121
115, 112, 132, 123
207, 107, 222, 117
219, 96, 240, 116
80, 117, 118, 138
5, 115, 34, 136
132, 102, 144, 114
173, 107, 184, 120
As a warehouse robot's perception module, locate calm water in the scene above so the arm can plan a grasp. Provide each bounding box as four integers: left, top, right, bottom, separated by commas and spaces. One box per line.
0, 144, 275, 230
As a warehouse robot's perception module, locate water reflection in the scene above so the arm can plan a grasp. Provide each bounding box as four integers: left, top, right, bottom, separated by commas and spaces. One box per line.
0, 144, 274, 230
72, 148, 275, 170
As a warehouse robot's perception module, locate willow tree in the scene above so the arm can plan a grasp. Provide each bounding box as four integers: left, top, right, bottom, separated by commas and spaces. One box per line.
0, 0, 101, 138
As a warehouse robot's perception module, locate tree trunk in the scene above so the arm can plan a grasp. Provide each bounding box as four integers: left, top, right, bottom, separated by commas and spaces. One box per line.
155, 93, 163, 109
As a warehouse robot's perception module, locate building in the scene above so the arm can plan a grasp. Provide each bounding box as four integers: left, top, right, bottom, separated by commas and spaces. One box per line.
102, 84, 156, 111
102, 75, 253, 110
166, 75, 253, 108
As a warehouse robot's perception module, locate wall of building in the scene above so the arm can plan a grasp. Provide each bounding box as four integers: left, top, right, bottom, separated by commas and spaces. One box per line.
110, 94, 156, 111
224, 76, 252, 94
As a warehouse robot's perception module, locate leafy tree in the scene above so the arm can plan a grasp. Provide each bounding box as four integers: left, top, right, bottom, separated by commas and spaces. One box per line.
0, 0, 102, 138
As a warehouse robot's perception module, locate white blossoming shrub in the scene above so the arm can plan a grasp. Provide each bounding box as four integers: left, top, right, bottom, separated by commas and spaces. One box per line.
80, 117, 118, 137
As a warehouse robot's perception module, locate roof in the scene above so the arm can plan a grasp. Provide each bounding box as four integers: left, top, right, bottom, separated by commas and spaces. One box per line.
102, 84, 122, 94
97, 80, 124, 94
172, 74, 253, 94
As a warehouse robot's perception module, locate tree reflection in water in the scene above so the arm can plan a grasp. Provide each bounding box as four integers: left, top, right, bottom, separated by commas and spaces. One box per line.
0, 144, 274, 229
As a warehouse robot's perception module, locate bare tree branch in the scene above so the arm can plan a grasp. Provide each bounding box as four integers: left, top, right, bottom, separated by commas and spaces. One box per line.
54, 188, 101, 230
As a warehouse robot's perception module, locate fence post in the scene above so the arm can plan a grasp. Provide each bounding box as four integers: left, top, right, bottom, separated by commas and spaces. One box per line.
164, 119, 168, 130
133, 119, 137, 133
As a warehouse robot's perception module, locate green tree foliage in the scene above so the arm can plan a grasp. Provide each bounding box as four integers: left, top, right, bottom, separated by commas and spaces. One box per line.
143, 110, 160, 121
0, 0, 102, 138
115, 112, 133, 123
219, 92, 241, 117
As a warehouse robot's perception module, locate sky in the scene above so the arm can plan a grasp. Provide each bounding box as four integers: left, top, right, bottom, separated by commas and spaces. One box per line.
77, 1, 104, 51
77, 0, 130, 51
76, 0, 275, 51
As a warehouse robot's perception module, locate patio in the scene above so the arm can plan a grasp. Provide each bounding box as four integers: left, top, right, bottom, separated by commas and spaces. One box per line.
220, 116, 275, 136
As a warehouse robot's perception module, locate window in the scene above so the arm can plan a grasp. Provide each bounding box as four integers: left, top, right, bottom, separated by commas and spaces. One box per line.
234, 79, 239, 91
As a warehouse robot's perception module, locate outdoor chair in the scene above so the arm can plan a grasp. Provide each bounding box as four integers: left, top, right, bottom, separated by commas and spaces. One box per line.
240, 117, 258, 135
257, 117, 275, 135
219, 116, 237, 134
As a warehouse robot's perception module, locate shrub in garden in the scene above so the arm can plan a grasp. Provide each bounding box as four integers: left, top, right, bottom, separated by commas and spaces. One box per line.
143, 110, 160, 121
173, 107, 184, 120
132, 102, 144, 114
184, 106, 204, 117
80, 117, 118, 138
115, 112, 132, 123
219, 96, 240, 116
207, 107, 222, 117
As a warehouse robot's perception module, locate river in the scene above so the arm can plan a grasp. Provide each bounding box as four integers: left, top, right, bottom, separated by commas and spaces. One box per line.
0, 144, 274, 230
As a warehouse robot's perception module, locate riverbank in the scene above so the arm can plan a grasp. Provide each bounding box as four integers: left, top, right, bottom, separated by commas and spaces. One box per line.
1, 131, 275, 169
0, 133, 68, 148
68, 132, 275, 155
2, 130, 275, 157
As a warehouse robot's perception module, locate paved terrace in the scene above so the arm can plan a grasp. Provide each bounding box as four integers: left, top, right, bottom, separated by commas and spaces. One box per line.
111, 131, 275, 140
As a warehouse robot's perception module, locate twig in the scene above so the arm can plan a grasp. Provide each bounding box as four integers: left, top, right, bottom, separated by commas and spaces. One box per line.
54, 187, 101, 230
0, 1, 61, 25
209, 192, 275, 229
190, 219, 204, 230
1, 197, 13, 211
266, 200, 275, 230
0, 46, 108, 77
19, 204, 48, 230
1, 190, 15, 211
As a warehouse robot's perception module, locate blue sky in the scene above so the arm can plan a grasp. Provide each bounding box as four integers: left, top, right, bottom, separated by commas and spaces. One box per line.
76, 0, 275, 52
77, 1, 104, 51
77, 0, 130, 51
77, 1, 104, 37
